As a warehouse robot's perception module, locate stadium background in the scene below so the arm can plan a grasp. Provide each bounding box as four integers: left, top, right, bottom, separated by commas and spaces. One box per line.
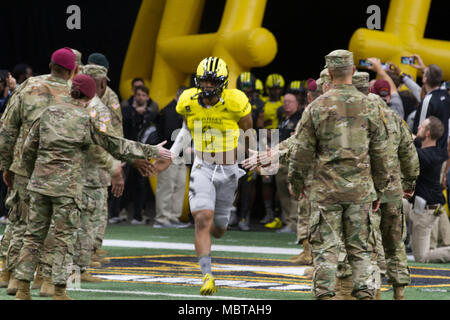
1, 0, 449, 97
0, 1, 450, 302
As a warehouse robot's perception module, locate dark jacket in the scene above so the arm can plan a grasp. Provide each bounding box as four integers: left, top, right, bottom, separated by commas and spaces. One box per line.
122, 99, 159, 144
413, 89, 450, 152
414, 140, 448, 205
277, 109, 303, 142
157, 99, 183, 149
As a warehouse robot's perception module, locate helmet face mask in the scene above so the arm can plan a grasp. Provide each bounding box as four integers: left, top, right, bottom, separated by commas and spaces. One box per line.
195, 57, 229, 101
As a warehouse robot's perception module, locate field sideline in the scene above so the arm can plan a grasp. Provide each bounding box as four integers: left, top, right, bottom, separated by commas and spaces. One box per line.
0, 225, 449, 300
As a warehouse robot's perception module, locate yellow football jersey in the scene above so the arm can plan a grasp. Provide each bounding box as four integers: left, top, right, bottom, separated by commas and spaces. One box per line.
263, 98, 284, 129
176, 88, 251, 153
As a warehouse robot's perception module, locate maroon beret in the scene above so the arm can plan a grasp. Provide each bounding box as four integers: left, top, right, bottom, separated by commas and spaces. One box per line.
51, 47, 76, 71
307, 78, 317, 91
72, 74, 96, 99
371, 79, 391, 97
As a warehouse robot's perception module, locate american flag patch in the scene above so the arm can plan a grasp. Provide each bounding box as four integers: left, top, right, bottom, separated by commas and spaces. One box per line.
100, 116, 111, 123
112, 103, 120, 110
99, 122, 107, 133
90, 109, 97, 118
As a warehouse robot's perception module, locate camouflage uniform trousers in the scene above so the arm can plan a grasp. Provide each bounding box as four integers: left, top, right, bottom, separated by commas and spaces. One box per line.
0, 221, 13, 259
40, 224, 56, 279
296, 196, 310, 243
40, 187, 105, 277
5, 174, 30, 274
336, 211, 384, 289
336, 200, 409, 287
309, 201, 378, 300
379, 200, 410, 286
75, 187, 105, 272
1, 189, 17, 260
15, 191, 80, 286
91, 187, 108, 252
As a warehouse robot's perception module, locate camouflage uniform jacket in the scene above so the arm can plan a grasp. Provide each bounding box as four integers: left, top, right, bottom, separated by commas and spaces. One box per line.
0, 75, 71, 176
84, 95, 122, 188
101, 86, 123, 137
288, 84, 390, 204
21, 99, 158, 202
368, 93, 420, 203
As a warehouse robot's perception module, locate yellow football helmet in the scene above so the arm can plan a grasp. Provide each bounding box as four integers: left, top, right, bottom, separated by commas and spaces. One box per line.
195, 57, 229, 99
255, 78, 264, 95
265, 73, 285, 89
236, 72, 256, 91
288, 80, 308, 93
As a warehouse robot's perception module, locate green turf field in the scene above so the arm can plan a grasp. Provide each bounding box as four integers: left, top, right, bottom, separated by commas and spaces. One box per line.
0, 224, 449, 300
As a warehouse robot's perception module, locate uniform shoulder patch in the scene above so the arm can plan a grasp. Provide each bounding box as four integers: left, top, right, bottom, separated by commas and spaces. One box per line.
99, 122, 108, 133
100, 116, 111, 123
112, 103, 120, 110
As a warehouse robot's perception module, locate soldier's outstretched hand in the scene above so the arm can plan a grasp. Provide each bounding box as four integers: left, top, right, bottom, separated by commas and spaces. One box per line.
111, 166, 125, 198
372, 200, 381, 213
133, 159, 156, 177
156, 141, 175, 160
242, 146, 273, 171
153, 158, 172, 175
2, 170, 14, 189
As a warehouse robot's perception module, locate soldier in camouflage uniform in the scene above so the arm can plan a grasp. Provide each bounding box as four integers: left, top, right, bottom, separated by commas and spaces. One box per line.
288, 50, 390, 300
14, 74, 171, 300
243, 76, 328, 267
87, 53, 124, 257
77, 64, 141, 280
35, 49, 86, 295
0, 48, 77, 295
333, 72, 420, 300
37, 65, 125, 285
360, 72, 419, 299
81, 64, 124, 266
292, 69, 333, 266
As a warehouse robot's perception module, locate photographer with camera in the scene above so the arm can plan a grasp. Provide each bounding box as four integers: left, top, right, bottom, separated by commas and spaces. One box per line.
404, 116, 450, 263
365, 58, 405, 119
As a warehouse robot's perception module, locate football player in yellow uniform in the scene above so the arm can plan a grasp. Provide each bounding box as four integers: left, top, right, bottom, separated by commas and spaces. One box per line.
263, 73, 285, 129
155, 57, 255, 296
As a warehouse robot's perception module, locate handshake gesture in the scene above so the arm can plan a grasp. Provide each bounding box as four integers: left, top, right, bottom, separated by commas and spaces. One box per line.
111, 141, 175, 198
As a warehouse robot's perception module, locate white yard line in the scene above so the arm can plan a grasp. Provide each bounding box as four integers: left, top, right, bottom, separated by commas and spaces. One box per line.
102, 239, 416, 261
102, 239, 301, 255
0, 234, 416, 261
68, 288, 262, 300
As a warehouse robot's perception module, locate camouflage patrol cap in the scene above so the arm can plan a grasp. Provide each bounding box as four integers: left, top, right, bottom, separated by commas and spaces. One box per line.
325, 50, 354, 69
71, 49, 83, 66
353, 71, 370, 89
81, 64, 110, 81
320, 68, 331, 84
